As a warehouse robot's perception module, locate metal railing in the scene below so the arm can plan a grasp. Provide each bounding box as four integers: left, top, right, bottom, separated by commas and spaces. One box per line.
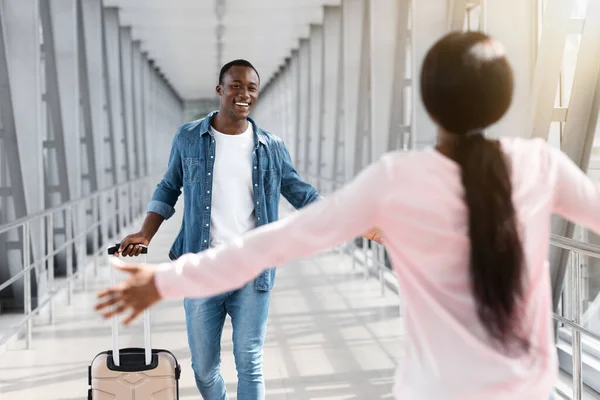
0, 173, 160, 350
2, 165, 595, 398
548, 234, 600, 400
303, 172, 395, 295
304, 171, 597, 400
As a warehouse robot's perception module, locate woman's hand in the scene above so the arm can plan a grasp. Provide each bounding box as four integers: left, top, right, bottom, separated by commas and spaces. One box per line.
362, 227, 384, 245
95, 258, 162, 325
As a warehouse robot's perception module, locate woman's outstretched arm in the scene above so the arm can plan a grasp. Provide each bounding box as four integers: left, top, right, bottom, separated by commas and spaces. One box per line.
549, 143, 600, 233
154, 155, 395, 299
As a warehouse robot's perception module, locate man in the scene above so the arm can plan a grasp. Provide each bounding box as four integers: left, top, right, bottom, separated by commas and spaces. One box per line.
115, 59, 381, 399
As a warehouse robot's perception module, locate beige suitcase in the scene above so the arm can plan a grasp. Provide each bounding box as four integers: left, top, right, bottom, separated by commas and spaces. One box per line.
87, 244, 181, 400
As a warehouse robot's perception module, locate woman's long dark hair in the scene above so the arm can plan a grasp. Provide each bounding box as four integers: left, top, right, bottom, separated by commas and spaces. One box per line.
420, 32, 528, 353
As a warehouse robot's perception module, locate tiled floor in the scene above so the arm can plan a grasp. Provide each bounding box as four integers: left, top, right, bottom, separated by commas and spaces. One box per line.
0, 207, 403, 399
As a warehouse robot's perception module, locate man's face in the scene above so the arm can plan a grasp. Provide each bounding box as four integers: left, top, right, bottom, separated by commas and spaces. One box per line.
217, 66, 260, 120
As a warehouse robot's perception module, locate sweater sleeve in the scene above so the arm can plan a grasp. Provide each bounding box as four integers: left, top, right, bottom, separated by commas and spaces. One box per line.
549, 143, 600, 233
154, 155, 394, 299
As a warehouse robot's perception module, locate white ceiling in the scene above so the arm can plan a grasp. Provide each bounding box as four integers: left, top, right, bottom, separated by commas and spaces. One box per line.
104, 0, 340, 100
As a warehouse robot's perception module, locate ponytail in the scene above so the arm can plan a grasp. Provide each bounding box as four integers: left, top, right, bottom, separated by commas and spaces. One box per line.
420, 31, 527, 353
454, 134, 528, 353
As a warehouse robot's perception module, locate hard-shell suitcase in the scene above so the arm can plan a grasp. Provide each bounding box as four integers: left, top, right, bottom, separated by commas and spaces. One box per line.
87, 243, 181, 400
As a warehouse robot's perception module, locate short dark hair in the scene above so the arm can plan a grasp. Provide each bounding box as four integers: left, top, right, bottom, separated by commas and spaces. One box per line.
219, 59, 260, 85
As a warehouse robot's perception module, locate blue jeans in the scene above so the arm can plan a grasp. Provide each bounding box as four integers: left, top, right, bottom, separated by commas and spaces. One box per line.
183, 280, 271, 400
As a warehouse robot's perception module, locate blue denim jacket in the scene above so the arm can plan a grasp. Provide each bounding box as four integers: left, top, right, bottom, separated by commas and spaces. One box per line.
146, 111, 320, 291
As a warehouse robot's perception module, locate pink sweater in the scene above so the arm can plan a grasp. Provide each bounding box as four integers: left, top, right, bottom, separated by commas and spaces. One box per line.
155, 137, 599, 399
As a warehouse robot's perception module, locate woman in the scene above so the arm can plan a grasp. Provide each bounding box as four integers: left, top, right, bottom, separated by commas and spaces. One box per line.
96, 32, 599, 399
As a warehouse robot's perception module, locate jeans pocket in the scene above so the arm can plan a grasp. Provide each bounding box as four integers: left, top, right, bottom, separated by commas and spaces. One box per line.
183, 157, 202, 184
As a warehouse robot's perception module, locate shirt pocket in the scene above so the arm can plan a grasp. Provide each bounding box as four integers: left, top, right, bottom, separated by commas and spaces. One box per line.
183, 157, 203, 185
264, 169, 281, 197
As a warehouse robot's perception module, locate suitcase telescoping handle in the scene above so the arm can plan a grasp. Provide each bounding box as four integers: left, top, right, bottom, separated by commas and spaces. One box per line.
107, 243, 152, 367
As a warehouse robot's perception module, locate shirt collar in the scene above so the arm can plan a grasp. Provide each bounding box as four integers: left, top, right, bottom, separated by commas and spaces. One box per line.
200, 110, 267, 145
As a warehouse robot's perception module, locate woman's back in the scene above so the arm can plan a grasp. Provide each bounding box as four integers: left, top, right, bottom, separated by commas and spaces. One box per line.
383, 136, 599, 399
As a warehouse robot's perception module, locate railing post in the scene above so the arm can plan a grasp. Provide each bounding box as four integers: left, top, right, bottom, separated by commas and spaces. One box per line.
92, 195, 99, 278
378, 244, 385, 296
47, 213, 55, 325
99, 191, 107, 255
65, 207, 73, 305
351, 240, 356, 270
362, 236, 369, 279
118, 187, 121, 232
23, 222, 32, 349
114, 188, 119, 240
572, 251, 582, 400
138, 181, 144, 219
129, 182, 134, 225
80, 202, 88, 290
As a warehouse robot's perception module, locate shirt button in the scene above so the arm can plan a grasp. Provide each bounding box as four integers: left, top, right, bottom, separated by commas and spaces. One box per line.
207, 190, 210, 193
211, 156, 214, 159
256, 201, 259, 205
208, 172, 211, 176
206, 224, 209, 227
206, 206, 209, 209
255, 184, 258, 187
254, 166, 257, 169
204, 240, 207, 243
257, 217, 260, 220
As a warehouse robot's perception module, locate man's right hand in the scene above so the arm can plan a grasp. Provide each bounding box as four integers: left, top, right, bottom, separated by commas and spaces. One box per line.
115, 232, 151, 257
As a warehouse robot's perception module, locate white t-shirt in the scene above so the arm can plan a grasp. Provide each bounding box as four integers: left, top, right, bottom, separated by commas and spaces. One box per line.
156, 137, 599, 399
209, 123, 256, 248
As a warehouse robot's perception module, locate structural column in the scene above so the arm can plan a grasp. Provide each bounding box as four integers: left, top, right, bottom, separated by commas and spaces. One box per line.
132, 41, 146, 178
0, 0, 43, 310
50, 0, 81, 202
296, 38, 311, 174
528, 0, 572, 143
104, 7, 128, 184
484, 0, 537, 139
320, 6, 342, 191
46, 0, 89, 277
370, 0, 411, 158
120, 27, 137, 181
2, 0, 45, 306
410, 0, 448, 148
546, 1, 600, 312
81, 0, 109, 190
307, 25, 324, 179
286, 54, 299, 161
342, 0, 364, 181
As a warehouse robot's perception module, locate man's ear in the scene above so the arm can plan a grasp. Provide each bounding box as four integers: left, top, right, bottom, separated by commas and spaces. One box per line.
215, 84, 223, 96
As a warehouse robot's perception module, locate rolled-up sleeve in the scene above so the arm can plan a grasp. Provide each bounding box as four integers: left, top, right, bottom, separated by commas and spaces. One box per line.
146, 130, 184, 219
279, 141, 320, 209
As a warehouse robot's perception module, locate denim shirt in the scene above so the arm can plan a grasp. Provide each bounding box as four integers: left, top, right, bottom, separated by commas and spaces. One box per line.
146, 111, 320, 291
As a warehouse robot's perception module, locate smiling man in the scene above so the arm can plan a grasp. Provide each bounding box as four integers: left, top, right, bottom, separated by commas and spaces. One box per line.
114, 59, 380, 399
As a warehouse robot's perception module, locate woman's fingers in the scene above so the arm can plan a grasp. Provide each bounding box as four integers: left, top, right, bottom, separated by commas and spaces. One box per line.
101, 303, 129, 320
95, 294, 121, 311
95, 261, 159, 326
123, 307, 143, 326
95, 280, 133, 317
96, 280, 127, 300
